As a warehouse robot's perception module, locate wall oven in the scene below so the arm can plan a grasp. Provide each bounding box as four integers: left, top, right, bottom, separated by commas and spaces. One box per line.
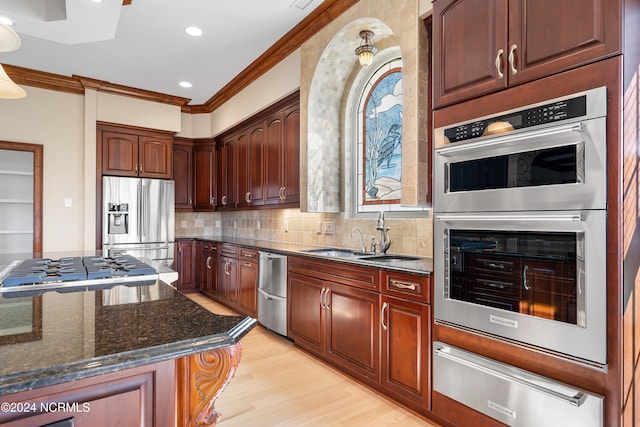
433, 87, 608, 366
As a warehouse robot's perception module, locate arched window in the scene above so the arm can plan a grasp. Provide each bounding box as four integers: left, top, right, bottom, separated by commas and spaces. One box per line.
355, 58, 403, 213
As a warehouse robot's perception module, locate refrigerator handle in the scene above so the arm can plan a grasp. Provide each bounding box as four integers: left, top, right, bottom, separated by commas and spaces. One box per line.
140, 181, 146, 240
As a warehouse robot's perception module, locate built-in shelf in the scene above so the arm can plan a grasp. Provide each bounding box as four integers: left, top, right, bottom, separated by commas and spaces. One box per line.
0, 199, 33, 204
0, 169, 33, 176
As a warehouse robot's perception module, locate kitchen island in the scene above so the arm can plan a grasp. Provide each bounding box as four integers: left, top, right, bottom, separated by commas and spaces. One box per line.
0, 252, 256, 427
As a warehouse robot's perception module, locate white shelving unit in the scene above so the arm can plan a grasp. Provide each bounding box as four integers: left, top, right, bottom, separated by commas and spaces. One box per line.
0, 150, 34, 254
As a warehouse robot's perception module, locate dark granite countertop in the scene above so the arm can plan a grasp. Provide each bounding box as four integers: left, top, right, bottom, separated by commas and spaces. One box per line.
0, 251, 256, 397
177, 235, 433, 275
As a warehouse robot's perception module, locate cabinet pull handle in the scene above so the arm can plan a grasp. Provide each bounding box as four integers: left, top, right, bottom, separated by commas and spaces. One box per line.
243, 262, 252, 267
245, 192, 251, 203
134, 163, 138, 173
278, 187, 283, 199
320, 288, 327, 309
508, 44, 518, 75
324, 288, 330, 309
282, 187, 287, 200
381, 302, 388, 331
140, 163, 143, 173
206, 256, 211, 269
486, 263, 505, 270
390, 280, 417, 291
523, 264, 530, 290
222, 195, 227, 206
495, 49, 504, 79
225, 261, 230, 275
189, 196, 192, 205
483, 281, 506, 290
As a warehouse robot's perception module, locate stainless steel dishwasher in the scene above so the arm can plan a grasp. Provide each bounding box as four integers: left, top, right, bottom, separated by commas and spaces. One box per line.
257, 251, 288, 336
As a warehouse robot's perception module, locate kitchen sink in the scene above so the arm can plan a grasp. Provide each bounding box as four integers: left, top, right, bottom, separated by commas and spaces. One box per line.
358, 255, 421, 262
302, 248, 369, 257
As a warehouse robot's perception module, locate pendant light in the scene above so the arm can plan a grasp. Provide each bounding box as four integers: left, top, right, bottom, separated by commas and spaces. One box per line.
355, 30, 377, 66
0, 22, 26, 99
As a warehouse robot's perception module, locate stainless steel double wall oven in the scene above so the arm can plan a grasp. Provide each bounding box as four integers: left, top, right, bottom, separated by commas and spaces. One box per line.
433, 86, 608, 366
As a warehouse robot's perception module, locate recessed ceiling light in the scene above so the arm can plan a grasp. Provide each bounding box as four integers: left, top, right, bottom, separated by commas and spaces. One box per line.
179, 81, 192, 88
90, 0, 104, 3
0, 16, 15, 26
185, 26, 203, 37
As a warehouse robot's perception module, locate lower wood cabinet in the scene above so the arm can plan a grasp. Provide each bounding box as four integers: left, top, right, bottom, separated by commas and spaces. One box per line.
175, 239, 197, 293
381, 295, 431, 409
288, 256, 432, 414
238, 248, 259, 317
197, 240, 218, 298
0, 360, 176, 427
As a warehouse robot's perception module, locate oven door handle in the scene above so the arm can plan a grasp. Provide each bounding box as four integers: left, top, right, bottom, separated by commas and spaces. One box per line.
436, 122, 583, 157
436, 213, 582, 222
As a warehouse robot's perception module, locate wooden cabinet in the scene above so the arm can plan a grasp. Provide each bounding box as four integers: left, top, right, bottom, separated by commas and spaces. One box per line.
193, 139, 216, 211
173, 138, 193, 210
218, 244, 239, 306
175, 239, 197, 293
215, 91, 300, 211
215, 139, 235, 210
288, 257, 380, 384
197, 240, 218, 298
265, 104, 300, 206
99, 125, 173, 179
520, 258, 576, 324
238, 248, 259, 317
380, 271, 431, 411
432, 0, 621, 108
0, 360, 176, 427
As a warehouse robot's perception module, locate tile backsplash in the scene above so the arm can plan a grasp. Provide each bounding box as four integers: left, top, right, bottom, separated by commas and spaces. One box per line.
176, 209, 433, 257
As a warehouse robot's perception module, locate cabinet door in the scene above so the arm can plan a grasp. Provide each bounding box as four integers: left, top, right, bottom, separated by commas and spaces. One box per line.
433, 0, 509, 108
282, 105, 300, 204
138, 136, 172, 179
288, 272, 324, 355
205, 244, 218, 298
521, 259, 576, 324
173, 142, 193, 210
224, 139, 237, 208
325, 282, 380, 383
238, 260, 258, 317
215, 142, 226, 209
381, 295, 431, 409
102, 131, 139, 177
507, 0, 620, 87
193, 144, 215, 210
235, 129, 250, 209
176, 240, 196, 292
249, 125, 265, 206
264, 112, 284, 205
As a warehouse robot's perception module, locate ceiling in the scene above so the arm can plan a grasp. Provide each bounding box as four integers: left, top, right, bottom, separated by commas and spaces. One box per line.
0, 0, 325, 105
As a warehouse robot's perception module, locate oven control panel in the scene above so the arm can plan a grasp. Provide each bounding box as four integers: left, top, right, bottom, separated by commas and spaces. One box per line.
444, 94, 587, 144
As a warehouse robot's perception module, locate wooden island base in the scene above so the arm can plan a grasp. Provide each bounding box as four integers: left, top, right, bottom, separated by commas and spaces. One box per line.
177, 342, 243, 427
0, 343, 243, 427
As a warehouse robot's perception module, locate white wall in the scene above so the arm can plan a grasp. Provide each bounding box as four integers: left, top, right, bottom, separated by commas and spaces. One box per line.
0, 86, 183, 253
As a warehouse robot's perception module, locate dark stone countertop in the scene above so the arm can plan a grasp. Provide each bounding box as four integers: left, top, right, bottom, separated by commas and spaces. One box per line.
0, 251, 256, 397
178, 235, 433, 276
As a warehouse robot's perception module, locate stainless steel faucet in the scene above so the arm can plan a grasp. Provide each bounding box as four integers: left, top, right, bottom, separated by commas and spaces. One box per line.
376, 211, 391, 254
351, 226, 366, 253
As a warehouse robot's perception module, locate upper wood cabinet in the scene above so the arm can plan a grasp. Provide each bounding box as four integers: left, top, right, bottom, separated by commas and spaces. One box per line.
99, 125, 173, 179
193, 139, 216, 211
215, 91, 300, 211
265, 105, 300, 206
173, 138, 193, 211
432, 0, 621, 108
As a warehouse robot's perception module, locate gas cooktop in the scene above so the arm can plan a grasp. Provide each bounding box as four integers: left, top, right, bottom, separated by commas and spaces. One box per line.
0, 255, 158, 295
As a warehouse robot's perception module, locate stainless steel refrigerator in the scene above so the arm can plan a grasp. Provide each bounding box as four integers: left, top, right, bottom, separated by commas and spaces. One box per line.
102, 176, 175, 266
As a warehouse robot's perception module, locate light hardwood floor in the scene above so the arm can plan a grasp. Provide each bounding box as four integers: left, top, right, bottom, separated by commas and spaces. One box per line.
188, 293, 439, 427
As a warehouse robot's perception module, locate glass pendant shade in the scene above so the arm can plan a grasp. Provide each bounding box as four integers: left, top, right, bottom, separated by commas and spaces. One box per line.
355, 30, 377, 66
0, 23, 20, 53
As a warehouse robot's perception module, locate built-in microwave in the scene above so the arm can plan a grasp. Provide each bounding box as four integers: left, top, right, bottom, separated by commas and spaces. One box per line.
434, 86, 607, 213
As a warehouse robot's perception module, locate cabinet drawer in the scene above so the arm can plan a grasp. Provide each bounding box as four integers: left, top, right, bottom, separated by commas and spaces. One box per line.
219, 244, 239, 258
239, 248, 259, 261
382, 271, 430, 303
289, 256, 379, 291
467, 254, 520, 278
468, 275, 522, 300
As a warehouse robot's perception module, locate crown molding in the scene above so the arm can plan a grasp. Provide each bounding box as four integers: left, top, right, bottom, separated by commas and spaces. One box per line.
3, 0, 359, 114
